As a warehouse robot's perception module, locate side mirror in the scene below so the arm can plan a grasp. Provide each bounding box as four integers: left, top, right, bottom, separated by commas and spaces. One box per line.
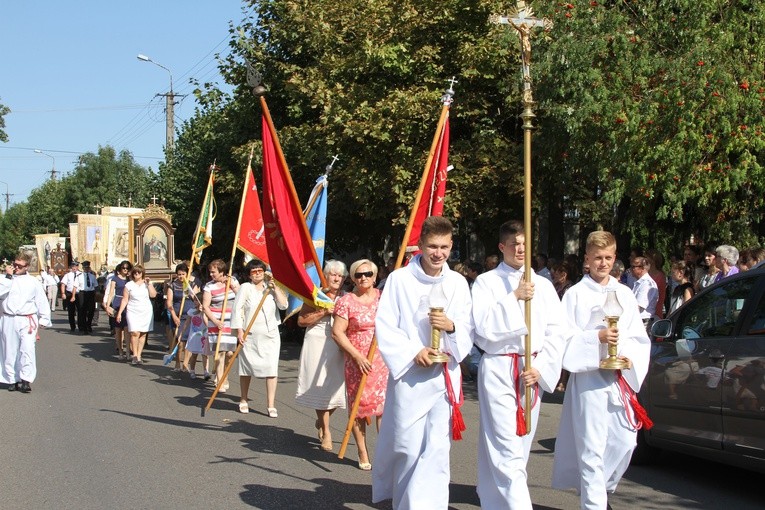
650, 319, 673, 339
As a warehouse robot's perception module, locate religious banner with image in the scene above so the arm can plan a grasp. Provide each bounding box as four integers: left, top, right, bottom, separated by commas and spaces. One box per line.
76, 214, 107, 269
134, 203, 175, 280
69, 222, 80, 262
34, 233, 65, 271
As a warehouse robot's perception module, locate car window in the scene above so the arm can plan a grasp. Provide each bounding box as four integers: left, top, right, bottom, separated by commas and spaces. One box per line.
746, 289, 765, 335
675, 276, 757, 338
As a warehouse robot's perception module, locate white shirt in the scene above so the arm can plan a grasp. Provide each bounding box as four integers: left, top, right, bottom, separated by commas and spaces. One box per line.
77, 271, 96, 292
632, 272, 658, 320
60, 271, 78, 292
41, 272, 58, 288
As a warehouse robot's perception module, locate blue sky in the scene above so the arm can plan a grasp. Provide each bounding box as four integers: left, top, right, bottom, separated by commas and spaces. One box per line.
0, 1, 248, 208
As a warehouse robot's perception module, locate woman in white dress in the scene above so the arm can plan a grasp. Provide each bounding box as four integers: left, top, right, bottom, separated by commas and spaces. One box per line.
116, 265, 157, 365
295, 260, 347, 451
202, 259, 240, 393
231, 259, 288, 417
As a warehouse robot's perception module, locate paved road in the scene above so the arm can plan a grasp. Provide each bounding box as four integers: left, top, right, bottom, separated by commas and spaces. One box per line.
1, 308, 762, 509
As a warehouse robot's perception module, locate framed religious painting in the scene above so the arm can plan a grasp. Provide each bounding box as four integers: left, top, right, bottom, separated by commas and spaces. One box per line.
50, 242, 69, 277
133, 203, 175, 280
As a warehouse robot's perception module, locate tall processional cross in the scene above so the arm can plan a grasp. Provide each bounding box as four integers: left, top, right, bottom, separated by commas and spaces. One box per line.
490, 1, 552, 435
491, 1, 551, 107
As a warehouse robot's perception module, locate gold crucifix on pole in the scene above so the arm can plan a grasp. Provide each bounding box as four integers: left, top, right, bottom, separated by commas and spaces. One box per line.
491, 1, 552, 435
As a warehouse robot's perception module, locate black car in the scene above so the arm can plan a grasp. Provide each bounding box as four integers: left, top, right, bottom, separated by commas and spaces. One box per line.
634, 266, 765, 473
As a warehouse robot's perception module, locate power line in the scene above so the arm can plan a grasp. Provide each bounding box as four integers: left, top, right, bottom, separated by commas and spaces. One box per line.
11, 104, 159, 113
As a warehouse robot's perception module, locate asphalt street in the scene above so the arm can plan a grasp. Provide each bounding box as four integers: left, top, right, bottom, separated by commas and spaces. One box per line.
1, 307, 762, 509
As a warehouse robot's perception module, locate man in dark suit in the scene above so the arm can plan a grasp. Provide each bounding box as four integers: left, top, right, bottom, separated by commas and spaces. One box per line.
77, 261, 97, 333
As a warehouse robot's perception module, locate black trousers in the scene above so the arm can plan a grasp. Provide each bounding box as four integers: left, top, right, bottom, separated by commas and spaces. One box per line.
65, 291, 80, 330
78, 291, 95, 331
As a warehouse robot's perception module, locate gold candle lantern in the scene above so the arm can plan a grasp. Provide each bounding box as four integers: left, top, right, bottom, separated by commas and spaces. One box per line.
428, 283, 450, 363
599, 289, 630, 370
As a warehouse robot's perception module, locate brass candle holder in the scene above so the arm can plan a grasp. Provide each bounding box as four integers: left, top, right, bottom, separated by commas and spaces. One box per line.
429, 306, 451, 363
599, 289, 630, 370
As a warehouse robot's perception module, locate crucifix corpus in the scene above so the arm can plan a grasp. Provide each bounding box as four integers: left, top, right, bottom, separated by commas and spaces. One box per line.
491, 0, 552, 435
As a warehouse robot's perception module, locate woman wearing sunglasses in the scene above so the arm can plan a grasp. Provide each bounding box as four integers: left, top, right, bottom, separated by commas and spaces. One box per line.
332, 259, 387, 470
116, 265, 157, 365
231, 259, 288, 417
105, 261, 132, 360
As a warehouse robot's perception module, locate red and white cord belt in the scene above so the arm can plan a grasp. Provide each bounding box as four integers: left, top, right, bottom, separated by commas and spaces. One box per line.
442, 363, 466, 440
504, 353, 539, 436
615, 370, 653, 430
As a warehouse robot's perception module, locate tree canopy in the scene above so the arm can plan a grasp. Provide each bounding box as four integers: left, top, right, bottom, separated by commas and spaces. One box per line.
161, 0, 764, 263
7, 1, 764, 264
0, 146, 153, 259
0, 97, 9, 143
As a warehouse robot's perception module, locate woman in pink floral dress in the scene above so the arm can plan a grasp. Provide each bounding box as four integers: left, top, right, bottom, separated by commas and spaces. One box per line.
332, 259, 388, 470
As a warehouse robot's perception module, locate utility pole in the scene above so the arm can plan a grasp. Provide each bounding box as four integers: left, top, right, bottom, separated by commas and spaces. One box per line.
137, 54, 184, 154
34, 149, 57, 180
0, 180, 14, 212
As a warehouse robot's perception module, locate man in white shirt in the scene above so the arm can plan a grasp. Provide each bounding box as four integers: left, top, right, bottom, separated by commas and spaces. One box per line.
630, 256, 658, 327
41, 267, 59, 312
77, 261, 97, 334
0, 253, 51, 392
60, 261, 80, 333
472, 220, 567, 510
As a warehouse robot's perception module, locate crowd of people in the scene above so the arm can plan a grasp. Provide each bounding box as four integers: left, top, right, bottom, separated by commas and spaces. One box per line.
2, 226, 763, 510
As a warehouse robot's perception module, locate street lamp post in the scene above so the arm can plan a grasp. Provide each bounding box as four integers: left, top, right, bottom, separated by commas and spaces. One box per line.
34, 149, 57, 180
137, 53, 176, 153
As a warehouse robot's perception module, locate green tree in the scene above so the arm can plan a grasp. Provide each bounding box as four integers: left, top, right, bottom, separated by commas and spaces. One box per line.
0, 97, 9, 142
0, 202, 31, 259
207, 0, 529, 256
165, 0, 765, 262
0, 146, 153, 258
533, 0, 765, 256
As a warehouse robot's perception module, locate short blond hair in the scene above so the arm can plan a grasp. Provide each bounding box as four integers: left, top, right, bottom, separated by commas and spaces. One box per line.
586, 231, 617, 251
350, 259, 378, 277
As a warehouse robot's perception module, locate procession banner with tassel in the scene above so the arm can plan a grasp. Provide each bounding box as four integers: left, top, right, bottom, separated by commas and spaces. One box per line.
284, 173, 329, 319
394, 85, 453, 268
165, 166, 216, 364
260, 102, 332, 309
236, 153, 270, 265
401, 111, 450, 259
339, 81, 455, 459
193, 169, 216, 265
213, 150, 259, 361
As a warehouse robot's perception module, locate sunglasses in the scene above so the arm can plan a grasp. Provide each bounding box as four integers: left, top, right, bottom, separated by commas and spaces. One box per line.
250, 269, 265, 274
12, 263, 28, 269
354, 271, 374, 279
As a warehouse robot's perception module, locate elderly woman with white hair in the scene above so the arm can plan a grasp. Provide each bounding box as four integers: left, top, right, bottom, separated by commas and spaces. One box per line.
295, 259, 348, 452
714, 244, 740, 283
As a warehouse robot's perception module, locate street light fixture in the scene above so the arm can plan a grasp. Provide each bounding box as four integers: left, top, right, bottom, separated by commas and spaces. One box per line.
137, 53, 175, 152
34, 149, 57, 180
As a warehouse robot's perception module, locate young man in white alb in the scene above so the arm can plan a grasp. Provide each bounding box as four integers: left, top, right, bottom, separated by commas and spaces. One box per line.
0, 252, 51, 392
373, 216, 474, 509
552, 231, 652, 509
472, 220, 567, 510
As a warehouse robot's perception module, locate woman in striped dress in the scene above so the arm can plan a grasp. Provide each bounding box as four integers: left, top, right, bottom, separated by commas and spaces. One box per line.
202, 259, 240, 393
